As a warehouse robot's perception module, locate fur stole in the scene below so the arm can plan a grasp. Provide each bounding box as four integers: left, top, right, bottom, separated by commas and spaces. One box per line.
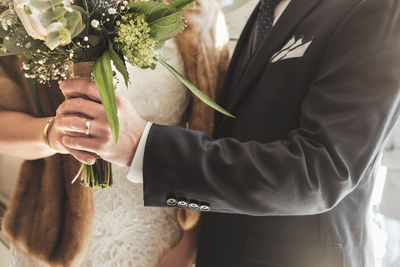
175, 0, 230, 230
0, 1, 229, 266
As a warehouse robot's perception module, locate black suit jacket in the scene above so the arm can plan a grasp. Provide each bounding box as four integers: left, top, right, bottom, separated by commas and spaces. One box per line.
142, 0, 400, 266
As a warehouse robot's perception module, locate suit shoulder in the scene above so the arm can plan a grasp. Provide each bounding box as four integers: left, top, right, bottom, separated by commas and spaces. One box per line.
348, 0, 400, 22
321, 0, 400, 43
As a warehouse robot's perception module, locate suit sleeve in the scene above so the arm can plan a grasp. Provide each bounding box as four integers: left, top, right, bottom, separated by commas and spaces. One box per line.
142, 0, 400, 215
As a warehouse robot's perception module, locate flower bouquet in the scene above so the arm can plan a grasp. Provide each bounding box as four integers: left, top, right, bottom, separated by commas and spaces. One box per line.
0, 0, 233, 188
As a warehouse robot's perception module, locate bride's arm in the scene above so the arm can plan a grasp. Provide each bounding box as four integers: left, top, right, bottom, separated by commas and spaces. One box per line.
156, 227, 199, 267
0, 111, 57, 159
0, 111, 67, 160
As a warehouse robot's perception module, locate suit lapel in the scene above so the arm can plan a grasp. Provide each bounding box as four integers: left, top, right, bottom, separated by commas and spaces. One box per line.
214, 4, 260, 131
226, 0, 323, 115
218, 4, 260, 105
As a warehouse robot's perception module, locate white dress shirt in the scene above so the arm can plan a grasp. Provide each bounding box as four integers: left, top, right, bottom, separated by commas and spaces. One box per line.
127, 0, 291, 183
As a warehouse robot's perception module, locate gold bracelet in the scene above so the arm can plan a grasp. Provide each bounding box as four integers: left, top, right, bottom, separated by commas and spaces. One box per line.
43, 117, 56, 149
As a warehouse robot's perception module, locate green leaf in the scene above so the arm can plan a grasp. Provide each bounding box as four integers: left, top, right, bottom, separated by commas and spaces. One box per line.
93, 50, 120, 144
50, 0, 64, 5
150, 10, 184, 43
128, 1, 186, 42
171, 0, 195, 10
0, 28, 8, 38
155, 57, 235, 118
109, 41, 129, 87
4, 31, 30, 54
147, 5, 176, 23
57, 27, 72, 45
65, 9, 85, 38
47, 21, 63, 32
45, 31, 60, 49
128, 1, 183, 23
30, 0, 51, 10
128, 1, 172, 18
43, 6, 67, 21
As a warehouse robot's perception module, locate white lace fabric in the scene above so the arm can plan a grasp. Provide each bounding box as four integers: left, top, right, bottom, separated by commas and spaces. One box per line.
85, 167, 183, 267
10, 39, 188, 267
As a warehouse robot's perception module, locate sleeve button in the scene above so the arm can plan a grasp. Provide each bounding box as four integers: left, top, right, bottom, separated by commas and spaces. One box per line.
188, 203, 199, 210
199, 205, 211, 212
177, 200, 188, 207
166, 198, 177, 206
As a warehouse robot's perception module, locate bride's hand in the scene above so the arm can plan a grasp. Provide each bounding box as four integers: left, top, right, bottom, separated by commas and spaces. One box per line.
49, 108, 98, 163
57, 79, 147, 167
46, 116, 71, 155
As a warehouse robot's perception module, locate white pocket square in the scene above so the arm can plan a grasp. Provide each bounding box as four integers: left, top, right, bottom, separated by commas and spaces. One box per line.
271, 36, 313, 63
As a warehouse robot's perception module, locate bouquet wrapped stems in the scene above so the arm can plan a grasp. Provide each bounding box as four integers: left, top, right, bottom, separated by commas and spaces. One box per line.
68, 61, 113, 188
81, 160, 113, 188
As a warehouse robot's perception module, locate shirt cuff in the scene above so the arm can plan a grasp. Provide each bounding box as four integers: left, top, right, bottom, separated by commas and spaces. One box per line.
127, 122, 153, 183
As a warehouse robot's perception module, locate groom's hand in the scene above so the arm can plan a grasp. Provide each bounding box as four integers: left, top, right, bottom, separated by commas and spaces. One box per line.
57, 79, 147, 167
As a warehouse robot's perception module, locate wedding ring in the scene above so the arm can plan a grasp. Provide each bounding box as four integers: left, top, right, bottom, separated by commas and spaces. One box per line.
85, 119, 91, 136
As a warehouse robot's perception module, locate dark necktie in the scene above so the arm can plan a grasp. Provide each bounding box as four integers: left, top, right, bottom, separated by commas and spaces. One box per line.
252, 0, 281, 53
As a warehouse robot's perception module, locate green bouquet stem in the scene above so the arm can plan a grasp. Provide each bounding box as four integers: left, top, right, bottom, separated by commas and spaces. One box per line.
67, 61, 113, 188
81, 160, 113, 188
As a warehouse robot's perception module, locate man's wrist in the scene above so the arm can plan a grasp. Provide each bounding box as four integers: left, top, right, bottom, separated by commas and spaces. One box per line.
126, 119, 148, 167
127, 122, 153, 183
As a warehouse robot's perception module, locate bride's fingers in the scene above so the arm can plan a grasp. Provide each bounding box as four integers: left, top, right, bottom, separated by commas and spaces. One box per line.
57, 98, 104, 119
60, 79, 102, 102
62, 135, 104, 155
65, 147, 97, 165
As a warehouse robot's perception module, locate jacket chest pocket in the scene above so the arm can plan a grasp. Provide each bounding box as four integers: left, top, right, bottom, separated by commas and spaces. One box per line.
264, 56, 305, 88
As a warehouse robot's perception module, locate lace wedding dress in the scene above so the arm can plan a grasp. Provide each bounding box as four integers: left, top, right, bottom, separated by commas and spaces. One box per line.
10, 39, 190, 267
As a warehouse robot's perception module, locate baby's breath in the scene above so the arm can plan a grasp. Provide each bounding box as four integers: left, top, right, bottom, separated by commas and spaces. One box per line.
22, 47, 72, 84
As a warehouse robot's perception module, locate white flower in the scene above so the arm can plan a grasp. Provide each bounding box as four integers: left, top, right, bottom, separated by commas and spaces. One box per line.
13, 0, 74, 41
91, 19, 100, 28
13, 0, 49, 40
108, 8, 116, 15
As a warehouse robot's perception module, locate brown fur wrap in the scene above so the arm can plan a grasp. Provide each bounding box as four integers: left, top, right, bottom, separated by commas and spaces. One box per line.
0, 59, 95, 267
175, 0, 230, 231
0, 0, 229, 266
